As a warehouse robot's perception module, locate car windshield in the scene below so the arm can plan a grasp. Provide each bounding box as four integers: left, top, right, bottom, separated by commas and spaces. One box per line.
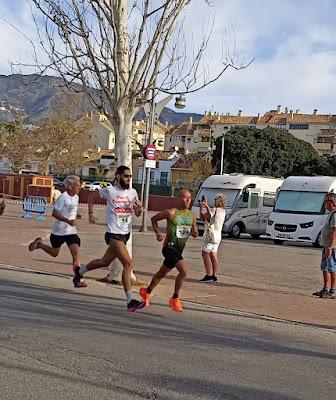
194, 188, 239, 208
274, 190, 326, 214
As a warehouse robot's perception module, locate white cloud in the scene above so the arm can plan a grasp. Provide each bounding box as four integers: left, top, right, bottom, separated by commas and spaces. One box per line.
1, 0, 336, 116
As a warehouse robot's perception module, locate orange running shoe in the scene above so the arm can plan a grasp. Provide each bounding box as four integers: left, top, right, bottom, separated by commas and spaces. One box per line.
169, 297, 183, 312
140, 287, 151, 307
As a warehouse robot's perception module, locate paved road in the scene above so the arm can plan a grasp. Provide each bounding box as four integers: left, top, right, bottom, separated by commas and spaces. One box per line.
0, 267, 335, 400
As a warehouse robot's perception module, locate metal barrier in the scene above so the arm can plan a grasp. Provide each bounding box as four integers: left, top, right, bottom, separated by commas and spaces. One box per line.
22, 196, 47, 221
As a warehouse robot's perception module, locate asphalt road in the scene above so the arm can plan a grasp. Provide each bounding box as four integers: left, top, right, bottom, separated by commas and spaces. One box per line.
0, 266, 335, 400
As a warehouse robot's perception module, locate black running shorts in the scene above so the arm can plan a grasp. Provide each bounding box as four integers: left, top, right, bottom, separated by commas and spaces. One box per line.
50, 233, 81, 249
162, 245, 183, 269
105, 232, 130, 245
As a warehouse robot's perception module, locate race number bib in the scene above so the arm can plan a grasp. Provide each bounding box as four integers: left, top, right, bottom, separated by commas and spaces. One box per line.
176, 225, 191, 239
117, 214, 132, 228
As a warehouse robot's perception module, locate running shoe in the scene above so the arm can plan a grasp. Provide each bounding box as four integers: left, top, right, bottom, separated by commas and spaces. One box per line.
139, 287, 151, 307
72, 265, 87, 288
127, 299, 145, 313
28, 237, 42, 252
212, 276, 218, 282
199, 275, 213, 282
169, 297, 183, 312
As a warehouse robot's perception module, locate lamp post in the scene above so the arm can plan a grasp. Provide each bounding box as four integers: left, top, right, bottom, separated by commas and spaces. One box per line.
139, 92, 186, 232
220, 134, 225, 175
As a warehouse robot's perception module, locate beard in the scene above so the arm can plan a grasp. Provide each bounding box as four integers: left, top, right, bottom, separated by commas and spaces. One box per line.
119, 177, 130, 189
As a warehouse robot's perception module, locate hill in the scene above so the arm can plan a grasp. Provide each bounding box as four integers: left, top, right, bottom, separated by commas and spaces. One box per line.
0, 74, 203, 125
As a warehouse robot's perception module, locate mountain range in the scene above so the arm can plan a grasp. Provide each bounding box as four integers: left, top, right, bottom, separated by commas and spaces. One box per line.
0, 74, 203, 125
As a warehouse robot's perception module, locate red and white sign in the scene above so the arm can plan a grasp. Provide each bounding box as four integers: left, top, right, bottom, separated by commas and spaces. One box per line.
144, 144, 158, 160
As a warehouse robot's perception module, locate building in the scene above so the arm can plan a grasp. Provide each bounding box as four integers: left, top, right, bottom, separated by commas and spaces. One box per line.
166, 107, 336, 157
170, 152, 214, 196
79, 112, 168, 154
137, 150, 180, 186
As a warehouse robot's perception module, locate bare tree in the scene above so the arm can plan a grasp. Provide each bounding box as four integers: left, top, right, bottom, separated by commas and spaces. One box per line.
27, 0, 250, 284
28, 0, 250, 167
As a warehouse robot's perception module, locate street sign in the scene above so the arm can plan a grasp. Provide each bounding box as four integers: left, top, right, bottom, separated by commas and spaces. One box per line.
144, 144, 158, 160
145, 159, 156, 168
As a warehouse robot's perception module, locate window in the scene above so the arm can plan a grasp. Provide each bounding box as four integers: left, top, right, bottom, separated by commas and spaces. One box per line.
250, 193, 259, 208
263, 192, 276, 207
289, 124, 309, 130
276, 124, 287, 129
160, 172, 168, 186
195, 188, 239, 208
150, 171, 155, 183
274, 191, 326, 214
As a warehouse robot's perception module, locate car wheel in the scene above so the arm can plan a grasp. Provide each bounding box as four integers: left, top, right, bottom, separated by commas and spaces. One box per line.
313, 232, 322, 248
229, 223, 242, 239
251, 234, 260, 240
273, 239, 284, 245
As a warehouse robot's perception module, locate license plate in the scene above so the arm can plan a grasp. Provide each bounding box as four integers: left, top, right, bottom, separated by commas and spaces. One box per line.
277, 233, 292, 239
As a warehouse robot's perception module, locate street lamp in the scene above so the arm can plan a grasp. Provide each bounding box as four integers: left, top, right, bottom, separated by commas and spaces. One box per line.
139, 91, 186, 232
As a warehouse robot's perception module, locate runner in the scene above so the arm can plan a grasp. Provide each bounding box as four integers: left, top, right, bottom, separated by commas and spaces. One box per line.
28, 175, 86, 287
73, 165, 145, 312
140, 189, 198, 312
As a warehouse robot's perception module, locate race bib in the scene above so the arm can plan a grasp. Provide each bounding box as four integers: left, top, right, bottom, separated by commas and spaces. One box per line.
117, 214, 132, 228
176, 225, 191, 239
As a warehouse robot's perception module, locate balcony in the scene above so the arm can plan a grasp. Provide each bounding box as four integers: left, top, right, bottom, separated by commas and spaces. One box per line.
314, 143, 332, 151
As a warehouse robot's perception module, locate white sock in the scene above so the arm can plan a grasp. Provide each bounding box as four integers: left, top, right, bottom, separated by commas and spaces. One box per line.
79, 265, 88, 276
126, 291, 133, 304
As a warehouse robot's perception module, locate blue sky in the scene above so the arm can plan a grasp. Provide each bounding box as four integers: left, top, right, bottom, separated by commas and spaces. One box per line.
1, 0, 336, 116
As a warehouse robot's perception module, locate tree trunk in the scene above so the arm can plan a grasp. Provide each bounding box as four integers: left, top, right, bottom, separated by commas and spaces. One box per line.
104, 112, 141, 285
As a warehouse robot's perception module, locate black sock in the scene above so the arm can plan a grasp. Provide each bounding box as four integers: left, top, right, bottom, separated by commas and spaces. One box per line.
146, 287, 152, 294
172, 293, 178, 299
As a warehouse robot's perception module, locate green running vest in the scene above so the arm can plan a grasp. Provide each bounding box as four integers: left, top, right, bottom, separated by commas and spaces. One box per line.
165, 208, 193, 251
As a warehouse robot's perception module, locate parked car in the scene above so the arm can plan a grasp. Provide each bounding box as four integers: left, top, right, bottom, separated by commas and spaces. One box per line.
84, 181, 112, 191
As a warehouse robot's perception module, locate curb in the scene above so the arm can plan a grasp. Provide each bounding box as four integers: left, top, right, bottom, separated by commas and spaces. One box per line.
1, 263, 335, 333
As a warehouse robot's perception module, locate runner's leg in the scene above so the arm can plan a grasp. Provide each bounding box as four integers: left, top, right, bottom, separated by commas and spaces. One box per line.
174, 260, 187, 297
147, 265, 171, 291
36, 243, 60, 257
68, 243, 80, 267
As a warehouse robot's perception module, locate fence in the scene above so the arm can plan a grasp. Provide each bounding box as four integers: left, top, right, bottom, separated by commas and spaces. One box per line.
22, 196, 47, 221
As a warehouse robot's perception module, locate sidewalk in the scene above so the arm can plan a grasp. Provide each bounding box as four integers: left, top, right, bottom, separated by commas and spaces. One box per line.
1, 203, 335, 330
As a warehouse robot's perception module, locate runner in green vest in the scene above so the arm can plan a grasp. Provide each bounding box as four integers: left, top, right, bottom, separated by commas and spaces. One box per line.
140, 189, 198, 312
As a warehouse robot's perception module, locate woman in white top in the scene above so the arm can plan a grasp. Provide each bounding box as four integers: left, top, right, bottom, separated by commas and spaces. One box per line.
199, 193, 227, 282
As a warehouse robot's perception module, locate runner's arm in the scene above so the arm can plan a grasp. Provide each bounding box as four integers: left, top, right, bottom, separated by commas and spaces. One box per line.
52, 210, 75, 226
151, 209, 173, 241
191, 214, 198, 238
87, 190, 101, 223
133, 199, 143, 217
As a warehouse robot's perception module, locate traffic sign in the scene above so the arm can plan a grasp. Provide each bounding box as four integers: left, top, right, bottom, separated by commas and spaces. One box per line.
144, 144, 158, 160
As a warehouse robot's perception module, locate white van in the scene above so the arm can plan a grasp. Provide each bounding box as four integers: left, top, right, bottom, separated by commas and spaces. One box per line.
266, 176, 336, 246
192, 174, 283, 239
